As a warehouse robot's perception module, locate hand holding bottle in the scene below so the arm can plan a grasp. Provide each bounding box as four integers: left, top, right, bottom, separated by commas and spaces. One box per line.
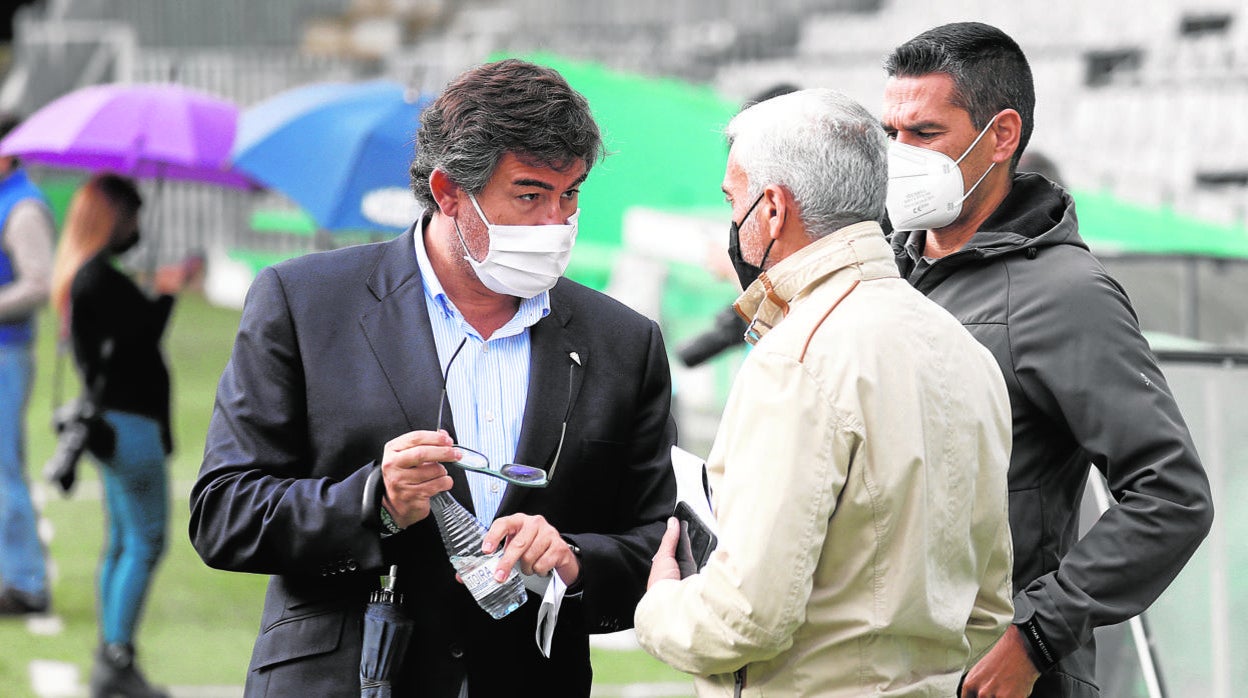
484, 513, 580, 586
430, 493, 528, 619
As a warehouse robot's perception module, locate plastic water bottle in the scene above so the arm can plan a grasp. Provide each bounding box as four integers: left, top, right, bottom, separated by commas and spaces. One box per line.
429, 491, 527, 619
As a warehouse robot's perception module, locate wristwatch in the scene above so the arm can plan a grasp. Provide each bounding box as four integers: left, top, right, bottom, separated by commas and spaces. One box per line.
379, 505, 404, 535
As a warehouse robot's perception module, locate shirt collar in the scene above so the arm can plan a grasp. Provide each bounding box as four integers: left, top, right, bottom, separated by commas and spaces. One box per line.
412, 215, 551, 333
733, 221, 897, 343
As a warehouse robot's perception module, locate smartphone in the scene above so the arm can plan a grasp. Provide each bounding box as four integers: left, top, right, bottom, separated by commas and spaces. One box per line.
673, 500, 717, 575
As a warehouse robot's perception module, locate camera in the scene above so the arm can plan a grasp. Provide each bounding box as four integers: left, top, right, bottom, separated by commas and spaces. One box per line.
43, 398, 114, 496
44, 413, 91, 495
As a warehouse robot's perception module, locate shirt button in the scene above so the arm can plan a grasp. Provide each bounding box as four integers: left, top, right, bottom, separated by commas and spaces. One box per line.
449, 643, 464, 659
486, 411, 494, 422
490, 482, 502, 494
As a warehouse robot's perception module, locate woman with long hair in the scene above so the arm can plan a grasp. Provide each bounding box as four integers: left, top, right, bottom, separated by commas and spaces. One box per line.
51, 172, 194, 698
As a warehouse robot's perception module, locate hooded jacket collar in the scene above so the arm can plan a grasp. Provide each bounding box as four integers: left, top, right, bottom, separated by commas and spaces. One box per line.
891, 173, 1085, 274
734, 220, 897, 343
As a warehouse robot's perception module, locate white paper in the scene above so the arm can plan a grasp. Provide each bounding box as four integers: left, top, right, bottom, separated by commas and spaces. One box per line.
671, 446, 718, 536
524, 445, 713, 658
528, 572, 567, 658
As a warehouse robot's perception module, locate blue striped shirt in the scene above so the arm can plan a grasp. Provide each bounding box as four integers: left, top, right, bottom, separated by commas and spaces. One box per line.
414, 221, 549, 524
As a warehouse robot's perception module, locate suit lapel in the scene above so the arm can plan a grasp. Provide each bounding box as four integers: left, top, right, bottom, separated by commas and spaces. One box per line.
497, 287, 586, 516
359, 221, 475, 512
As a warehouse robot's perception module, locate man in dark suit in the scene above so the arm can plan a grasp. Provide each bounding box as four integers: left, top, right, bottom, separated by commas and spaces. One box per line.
189, 59, 678, 697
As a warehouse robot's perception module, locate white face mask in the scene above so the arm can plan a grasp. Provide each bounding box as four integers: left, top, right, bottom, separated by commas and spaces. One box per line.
885, 114, 998, 231
456, 193, 580, 298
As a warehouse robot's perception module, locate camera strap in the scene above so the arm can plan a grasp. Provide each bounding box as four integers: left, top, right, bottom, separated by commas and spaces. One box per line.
50, 334, 113, 419
50, 338, 74, 414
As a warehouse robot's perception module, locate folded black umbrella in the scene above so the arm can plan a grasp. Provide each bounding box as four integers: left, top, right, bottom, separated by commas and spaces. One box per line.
361, 565, 413, 697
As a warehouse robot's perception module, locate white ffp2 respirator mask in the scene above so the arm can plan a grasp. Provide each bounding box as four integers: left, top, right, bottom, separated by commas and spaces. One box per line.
457, 194, 580, 298
885, 115, 999, 231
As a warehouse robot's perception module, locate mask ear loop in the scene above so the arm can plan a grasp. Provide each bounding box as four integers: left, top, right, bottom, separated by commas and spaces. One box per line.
952, 113, 1002, 204
467, 193, 491, 226
753, 190, 787, 273
432, 177, 487, 264
451, 192, 492, 264
957, 162, 997, 205
952, 112, 1000, 167
735, 191, 770, 272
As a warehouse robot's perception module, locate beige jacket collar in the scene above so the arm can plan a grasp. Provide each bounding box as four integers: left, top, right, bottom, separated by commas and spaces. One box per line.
733, 220, 899, 343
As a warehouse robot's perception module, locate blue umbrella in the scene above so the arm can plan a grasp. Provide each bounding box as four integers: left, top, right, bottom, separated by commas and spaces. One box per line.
232, 81, 433, 232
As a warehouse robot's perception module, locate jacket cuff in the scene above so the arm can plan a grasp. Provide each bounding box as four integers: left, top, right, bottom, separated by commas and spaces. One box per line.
560, 535, 585, 595
360, 461, 386, 533
1015, 617, 1059, 672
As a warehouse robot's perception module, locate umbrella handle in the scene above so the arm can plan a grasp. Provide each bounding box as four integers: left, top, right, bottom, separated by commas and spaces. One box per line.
371, 566, 401, 605
141, 176, 165, 291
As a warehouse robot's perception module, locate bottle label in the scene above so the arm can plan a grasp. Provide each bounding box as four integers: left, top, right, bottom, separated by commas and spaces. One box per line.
455, 554, 520, 598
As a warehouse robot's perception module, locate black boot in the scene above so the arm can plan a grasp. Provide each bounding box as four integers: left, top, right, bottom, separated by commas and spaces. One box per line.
0, 587, 49, 615
89, 643, 169, 698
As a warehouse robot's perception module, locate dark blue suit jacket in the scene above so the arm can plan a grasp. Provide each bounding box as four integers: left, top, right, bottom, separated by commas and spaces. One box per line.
189, 224, 677, 697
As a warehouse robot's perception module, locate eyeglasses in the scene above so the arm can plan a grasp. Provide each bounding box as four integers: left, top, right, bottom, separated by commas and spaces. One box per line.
435, 337, 575, 488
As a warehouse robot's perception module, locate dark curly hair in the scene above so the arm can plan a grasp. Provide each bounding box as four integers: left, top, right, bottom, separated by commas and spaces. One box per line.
410, 59, 604, 211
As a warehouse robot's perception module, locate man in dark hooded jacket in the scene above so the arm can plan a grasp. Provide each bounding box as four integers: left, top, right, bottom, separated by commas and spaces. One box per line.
880, 22, 1213, 698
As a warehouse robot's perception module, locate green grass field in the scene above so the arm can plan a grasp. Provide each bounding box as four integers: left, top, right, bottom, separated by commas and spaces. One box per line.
2, 291, 693, 697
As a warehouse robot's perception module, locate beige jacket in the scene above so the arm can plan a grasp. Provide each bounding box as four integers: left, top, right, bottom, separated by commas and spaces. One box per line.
635, 222, 1013, 697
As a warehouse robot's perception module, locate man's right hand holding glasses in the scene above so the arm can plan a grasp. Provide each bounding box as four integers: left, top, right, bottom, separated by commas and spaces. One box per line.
380, 429, 460, 528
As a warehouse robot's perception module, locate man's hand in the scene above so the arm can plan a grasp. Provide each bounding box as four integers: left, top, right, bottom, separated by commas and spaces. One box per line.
647, 517, 682, 589
381, 429, 458, 528
484, 514, 580, 585
961, 625, 1041, 698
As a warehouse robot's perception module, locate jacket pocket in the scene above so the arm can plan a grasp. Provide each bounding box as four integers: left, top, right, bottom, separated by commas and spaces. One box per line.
250, 605, 346, 671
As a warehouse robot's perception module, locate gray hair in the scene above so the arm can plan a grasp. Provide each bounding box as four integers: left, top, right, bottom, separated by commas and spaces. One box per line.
725, 89, 887, 238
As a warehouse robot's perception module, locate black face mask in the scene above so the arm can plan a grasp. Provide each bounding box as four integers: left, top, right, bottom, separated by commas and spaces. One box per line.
727, 192, 774, 291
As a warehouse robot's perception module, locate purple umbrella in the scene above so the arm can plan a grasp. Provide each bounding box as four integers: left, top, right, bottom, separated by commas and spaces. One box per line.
0, 82, 252, 188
